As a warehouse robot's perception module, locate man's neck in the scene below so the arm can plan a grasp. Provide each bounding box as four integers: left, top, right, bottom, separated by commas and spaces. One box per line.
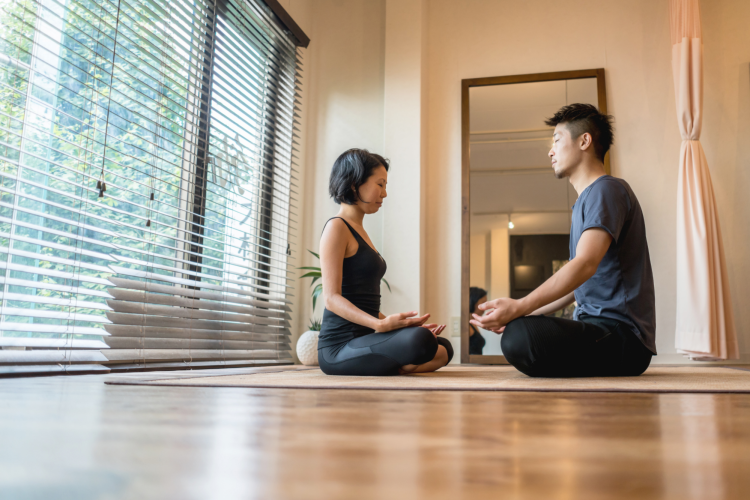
569, 158, 607, 195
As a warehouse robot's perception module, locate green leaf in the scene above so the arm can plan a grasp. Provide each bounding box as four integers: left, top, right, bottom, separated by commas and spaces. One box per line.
310, 276, 320, 286
300, 271, 321, 279
297, 266, 321, 271
381, 278, 391, 292
308, 317, 322, 331
307, 249, 320, 260
312, 284, 323, 311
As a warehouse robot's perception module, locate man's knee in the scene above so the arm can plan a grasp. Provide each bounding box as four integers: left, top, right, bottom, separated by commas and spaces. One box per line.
501, 319, 535, 373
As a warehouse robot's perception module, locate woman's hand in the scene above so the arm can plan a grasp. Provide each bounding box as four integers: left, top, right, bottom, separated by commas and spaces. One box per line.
423, 323, 446, 337
375, 311, 430, 333
469, 298, 524, 334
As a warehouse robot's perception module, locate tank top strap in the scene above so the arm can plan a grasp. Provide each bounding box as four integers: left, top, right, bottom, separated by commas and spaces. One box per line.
323, 217, 365, 243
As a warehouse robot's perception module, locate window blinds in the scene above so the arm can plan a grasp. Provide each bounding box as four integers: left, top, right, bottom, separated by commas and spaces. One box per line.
0, 0, 302, 375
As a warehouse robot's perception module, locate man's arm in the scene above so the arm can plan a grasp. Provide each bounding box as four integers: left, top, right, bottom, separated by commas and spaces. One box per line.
530, 291, 575, 316
470, 228, 612, 332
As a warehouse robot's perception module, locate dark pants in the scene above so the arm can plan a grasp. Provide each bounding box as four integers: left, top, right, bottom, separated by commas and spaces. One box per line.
319, 327, 454, 376
501, 315, 653, 378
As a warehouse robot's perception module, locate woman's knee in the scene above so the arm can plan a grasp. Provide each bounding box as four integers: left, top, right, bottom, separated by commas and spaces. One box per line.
409, 326, 438, 365
399, 326, 438, 365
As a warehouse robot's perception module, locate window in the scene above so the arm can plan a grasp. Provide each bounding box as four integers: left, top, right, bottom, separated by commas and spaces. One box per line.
0, 0, 304, 375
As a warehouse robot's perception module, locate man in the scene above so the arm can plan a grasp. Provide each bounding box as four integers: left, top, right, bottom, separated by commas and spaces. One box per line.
471, 104, 656, 377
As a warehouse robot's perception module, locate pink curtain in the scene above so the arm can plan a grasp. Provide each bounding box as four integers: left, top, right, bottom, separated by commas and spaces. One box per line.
669, 0, 738, 360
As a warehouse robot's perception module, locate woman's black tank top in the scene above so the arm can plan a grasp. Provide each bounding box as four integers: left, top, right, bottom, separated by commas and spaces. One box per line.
318, 217, 387, 348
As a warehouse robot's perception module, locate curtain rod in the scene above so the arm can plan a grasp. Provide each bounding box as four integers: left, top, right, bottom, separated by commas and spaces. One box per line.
262, 0, 310, 48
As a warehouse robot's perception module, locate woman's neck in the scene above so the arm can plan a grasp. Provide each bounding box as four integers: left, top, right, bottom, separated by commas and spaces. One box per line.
338, 204, 365, 226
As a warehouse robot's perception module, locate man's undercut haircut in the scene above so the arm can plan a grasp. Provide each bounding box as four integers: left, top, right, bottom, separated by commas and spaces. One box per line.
329, 148, 389, 205
545, 103, 614, 162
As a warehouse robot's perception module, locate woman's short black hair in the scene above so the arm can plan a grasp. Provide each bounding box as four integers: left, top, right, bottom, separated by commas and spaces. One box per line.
469, 287, 488, 314
329, 148, 389, 205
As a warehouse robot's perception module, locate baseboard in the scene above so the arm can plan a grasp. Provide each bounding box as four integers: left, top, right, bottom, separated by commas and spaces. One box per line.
652, 352, 750, 365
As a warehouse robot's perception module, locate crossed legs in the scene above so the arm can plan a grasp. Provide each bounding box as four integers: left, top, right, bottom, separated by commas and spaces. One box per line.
501, 315, 653, 378
319, 327, 454, 376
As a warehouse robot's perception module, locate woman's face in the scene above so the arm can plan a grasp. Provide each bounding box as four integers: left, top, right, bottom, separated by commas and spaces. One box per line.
473, 295, 487, 315
355, 165, 388, 214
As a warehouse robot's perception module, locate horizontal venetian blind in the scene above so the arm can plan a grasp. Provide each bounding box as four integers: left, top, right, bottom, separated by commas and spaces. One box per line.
0, 0, 301, 375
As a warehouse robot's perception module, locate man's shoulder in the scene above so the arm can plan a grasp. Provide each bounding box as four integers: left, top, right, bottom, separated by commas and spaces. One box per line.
593, 175, 631, 192
587, 176, 633, 201
579, 176, 634, 215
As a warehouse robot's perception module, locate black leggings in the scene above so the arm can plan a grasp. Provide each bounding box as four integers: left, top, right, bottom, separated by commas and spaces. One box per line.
501, 315, 653, 378
319, 327, 454, 376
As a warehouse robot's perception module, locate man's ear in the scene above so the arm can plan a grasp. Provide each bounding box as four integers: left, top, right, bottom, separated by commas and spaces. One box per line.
579, 132, 593, 152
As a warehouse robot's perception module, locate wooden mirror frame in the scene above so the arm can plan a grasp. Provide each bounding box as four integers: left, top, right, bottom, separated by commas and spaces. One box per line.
460, 68, 609, 364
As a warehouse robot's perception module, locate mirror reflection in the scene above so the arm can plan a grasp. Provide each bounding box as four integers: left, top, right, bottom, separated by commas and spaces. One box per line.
468, 78, 599, 356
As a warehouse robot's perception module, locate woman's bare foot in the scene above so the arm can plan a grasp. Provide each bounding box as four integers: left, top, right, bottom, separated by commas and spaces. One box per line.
399, 345, 449, 374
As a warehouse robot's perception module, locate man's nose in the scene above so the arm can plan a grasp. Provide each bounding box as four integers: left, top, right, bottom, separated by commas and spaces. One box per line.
548, 148, 554, 158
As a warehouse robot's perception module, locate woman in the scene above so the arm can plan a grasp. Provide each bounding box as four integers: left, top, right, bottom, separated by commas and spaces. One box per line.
318, 149, 453, 376
468, 287, 488, 355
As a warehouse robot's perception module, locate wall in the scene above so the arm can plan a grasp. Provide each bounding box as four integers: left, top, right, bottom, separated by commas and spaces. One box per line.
424, 0, 750, 363
282, 0, 386, 359
381, 0, 429, 316
286, 0, 750, 363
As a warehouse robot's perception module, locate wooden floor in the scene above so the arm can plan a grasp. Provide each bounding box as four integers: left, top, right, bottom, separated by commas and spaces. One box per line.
1, 370, 749, 500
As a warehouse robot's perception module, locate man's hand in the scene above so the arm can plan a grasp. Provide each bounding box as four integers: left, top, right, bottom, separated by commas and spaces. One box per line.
470, 298, 524, 334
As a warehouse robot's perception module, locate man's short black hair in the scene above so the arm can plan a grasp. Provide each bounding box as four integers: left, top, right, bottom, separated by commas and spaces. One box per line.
545, 103, 614, 162
329, 148, 389, 205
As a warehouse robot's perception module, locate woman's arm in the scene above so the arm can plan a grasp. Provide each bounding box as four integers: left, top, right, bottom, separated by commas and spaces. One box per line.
529, 291, 575, 316
320, 219, 429, 332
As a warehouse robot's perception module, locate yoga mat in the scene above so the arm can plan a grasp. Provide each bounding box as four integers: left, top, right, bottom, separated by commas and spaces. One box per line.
106, 365, 750, 393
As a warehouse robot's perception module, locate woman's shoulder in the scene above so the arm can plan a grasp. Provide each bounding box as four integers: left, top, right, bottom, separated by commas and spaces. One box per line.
321, 217, 354, 242
323, 216, 349, 233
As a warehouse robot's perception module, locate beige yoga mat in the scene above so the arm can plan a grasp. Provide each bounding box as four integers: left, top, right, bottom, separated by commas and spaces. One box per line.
108, 365, 750, 393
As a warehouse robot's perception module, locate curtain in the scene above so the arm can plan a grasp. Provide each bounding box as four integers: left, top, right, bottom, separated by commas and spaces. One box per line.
0, 0, 302, 375
669, 0, 738, 360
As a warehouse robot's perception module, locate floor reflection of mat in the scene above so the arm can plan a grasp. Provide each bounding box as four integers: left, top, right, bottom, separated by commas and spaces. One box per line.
105, 365, 750, 393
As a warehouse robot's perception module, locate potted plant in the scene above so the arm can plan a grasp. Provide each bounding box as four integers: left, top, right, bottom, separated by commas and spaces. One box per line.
296, 317, 322, 366
296, 250, 390, 365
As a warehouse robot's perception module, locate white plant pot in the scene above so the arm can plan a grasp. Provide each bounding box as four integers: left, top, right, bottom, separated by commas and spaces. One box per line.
296, 330, 320, 366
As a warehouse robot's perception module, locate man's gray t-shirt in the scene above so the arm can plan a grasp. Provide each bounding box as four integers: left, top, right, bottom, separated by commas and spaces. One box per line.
570, 175, 656, 354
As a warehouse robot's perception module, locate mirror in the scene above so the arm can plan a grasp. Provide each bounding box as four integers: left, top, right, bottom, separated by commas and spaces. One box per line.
460, 70, 608, 364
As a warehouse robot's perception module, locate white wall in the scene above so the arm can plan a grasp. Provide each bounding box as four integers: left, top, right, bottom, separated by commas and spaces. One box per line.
287, 0, 750, 364
381, 0, 429, 315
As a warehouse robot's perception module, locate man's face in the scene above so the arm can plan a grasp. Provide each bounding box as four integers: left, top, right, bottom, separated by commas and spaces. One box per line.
548, 123, 583, 179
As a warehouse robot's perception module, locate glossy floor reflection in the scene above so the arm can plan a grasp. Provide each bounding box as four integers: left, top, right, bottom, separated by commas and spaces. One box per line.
1, 371, 749, 500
